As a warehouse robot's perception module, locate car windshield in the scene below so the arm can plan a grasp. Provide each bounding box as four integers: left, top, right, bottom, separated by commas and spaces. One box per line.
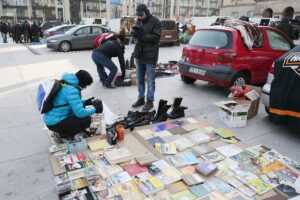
189, 30, 232, 49
162, 21, 175, 30
65, 26, 80, 34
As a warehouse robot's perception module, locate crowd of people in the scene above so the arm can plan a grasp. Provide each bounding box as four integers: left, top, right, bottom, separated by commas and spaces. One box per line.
0, 20, 42, 44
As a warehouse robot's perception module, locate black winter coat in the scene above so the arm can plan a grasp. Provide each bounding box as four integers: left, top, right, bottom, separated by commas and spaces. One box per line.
1, 23, 8, 34
133, 15, 162, 64
276, 18, 293, 39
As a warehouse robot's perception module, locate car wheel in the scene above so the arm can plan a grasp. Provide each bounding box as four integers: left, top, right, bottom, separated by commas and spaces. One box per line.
231, 72, 248, 86
181, 75, 196, 84
59, 41, 71, 52
265, 106, 270, 114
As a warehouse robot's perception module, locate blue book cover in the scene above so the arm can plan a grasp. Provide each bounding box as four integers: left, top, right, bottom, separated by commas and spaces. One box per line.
190, 183, 212, 197
147, 136, 165, 146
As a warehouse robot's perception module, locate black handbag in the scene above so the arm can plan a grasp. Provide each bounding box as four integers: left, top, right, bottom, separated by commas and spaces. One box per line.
106, 128, 117, 145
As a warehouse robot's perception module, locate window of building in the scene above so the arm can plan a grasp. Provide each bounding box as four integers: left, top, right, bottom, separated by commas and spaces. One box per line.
231, 12, 239, 19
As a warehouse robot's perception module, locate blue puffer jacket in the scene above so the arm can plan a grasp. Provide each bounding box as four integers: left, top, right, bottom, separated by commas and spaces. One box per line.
43, 73, 96, 126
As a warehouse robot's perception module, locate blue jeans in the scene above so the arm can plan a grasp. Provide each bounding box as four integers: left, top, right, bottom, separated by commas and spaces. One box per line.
136, 60, 156, 102
2, 33, 7, 43
92, 51, 117, 86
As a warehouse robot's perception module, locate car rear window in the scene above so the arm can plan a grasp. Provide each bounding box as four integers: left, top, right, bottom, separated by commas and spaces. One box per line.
162, 21, 176, 30
189, 30, 232, 49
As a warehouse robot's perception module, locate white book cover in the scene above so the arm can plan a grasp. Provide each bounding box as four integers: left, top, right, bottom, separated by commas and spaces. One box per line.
173, 138, 194, 151
186, 132, 210, 144
216, 145, 243, 157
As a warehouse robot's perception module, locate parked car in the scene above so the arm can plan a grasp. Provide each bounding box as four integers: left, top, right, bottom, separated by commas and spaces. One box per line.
179, 26, 294, 87
46, 25, 110, 52
44, 25, 75, 38
262, 45, 299, 114
160, 19, 179, 46
40, 21, 63, 32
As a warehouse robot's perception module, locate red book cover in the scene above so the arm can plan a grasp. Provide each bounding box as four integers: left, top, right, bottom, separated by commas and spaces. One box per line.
123, 163, 149, 176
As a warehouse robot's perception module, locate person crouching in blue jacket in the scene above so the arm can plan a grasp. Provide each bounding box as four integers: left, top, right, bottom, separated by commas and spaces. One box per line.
43, 70, 103, 139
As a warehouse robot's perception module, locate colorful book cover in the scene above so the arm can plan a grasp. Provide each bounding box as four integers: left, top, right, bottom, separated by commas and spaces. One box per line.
151, 123, 178, 132
224, 190, 250, 200
123, 163, 149, 176
246, 145, 271, 158
54, 173, 70, 186
166, 181, 188, 194
157, 167, 182, 186
65, 162, 85, 172
153, 130, 173, 138
168, 127, 187, 135
95, 184, 120, 199
152, 159, 171, 170
275, 184, 300, 199
94, 157, 110, 167
236, 171, 272, 195
108, 171, 132, 185
70, 177, 88, 190
196, 161, 218, 176
220, 136, 240, 144
182, 173, 205, 186
88, 150, 104, 160
97, 164, 123, 179
155, 143, 177, 155
88, 139, 110, 151
179, 165, 196, 175
206, 177, 234, 194
88, 178, 109, 192
168, 151, 198, 168
231, 151, 254, 164
59, 152, 86, 167
186, 131, 210, 144
171, 190, 196, 200
145, 163, 161, 176
115, 180, 144, 200
261, 160, 287, 174
190, 183, 212, 197
147, 136, 166, 146
136, 176, 165, 195
213, 129, 235, 138
201, 151, 225, 163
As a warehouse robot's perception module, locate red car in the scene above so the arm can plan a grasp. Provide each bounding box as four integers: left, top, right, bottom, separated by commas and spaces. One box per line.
179, 26, 294, 87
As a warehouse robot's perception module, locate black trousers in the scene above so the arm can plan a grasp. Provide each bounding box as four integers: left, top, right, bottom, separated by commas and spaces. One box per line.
47, 115, 92, 139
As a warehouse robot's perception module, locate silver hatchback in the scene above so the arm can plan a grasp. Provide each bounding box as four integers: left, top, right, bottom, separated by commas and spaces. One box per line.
262, 64, 274, 113
46, 25, 110, 52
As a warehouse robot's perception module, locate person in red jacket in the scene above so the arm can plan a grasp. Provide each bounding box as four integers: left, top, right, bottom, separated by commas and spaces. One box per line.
93, 32, 118, 48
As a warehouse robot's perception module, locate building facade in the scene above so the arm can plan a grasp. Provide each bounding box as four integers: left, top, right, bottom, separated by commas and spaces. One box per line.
220, 0, 300, 20
0, 0, 109, 23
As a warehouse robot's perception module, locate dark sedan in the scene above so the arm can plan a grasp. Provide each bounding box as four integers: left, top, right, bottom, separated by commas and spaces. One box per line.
46, 25, 110, 52
44, 25, 75, 38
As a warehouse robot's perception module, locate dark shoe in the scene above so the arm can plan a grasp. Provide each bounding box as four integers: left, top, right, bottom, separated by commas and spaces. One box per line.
168, 106, 188, 119
132, 98, 145, 108
153, 104, 171, 123
135, 120, 151, 127
142, 101, 154, 111
169, 97, 183, 116
143, 110, 156, 120
151, 99, 167, 122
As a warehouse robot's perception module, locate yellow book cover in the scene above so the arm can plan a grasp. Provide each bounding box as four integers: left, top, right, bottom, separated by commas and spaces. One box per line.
214, 129, 235, 138
149, 176, 164, 188
261, 160, 286, 174
115, 180, 144, 200
88, 139, 110, 151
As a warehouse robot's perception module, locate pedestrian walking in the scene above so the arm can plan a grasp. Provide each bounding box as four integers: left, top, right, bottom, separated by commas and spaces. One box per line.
0, 21, 8, 43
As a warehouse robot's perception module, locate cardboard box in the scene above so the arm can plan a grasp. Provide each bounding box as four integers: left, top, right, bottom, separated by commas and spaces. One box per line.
215, 100, 250, 128
230, 85, 261, 119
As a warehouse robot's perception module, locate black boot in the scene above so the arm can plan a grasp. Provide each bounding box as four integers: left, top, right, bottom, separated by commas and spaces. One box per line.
132, 98, 145, 108
151, 99, 168, 122
168, 106, 187, 119
152, 104, 171, 123
169, 97, 183, 116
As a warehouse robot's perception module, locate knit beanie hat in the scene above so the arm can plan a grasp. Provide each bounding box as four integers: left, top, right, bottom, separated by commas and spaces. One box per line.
136, 4, 150, 16
75, 70, 93, 88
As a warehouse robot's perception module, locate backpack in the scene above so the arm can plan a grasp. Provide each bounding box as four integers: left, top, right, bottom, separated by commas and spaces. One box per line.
36, 79, 67, 114
93, 32, 117, 48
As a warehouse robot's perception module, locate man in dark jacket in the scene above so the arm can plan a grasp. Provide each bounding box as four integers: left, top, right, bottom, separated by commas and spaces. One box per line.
14, 22, 22, 43
276, 18, 293, 39
92, 35, 126, 88
1, 21, 8, 43
131, 4, 162, 111
44, 70, 103, 139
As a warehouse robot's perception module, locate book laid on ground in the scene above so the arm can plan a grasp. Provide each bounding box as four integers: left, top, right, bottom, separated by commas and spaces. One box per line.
148, 189, 171, 200
88, 139, 110, 151
186, 130, 210, 144
88, 178, 109, 192
134, 173, 165, 196
224, 189, 251, 200
65, 162, 86, 173
201, 151, 225, 163
147, 136, 165, 146
49, 143, 67, 153
171, 189, 196, 200
206, 177, 234, 194
182, 173, 205, 186
179, 165, 196, 175
198, 191, 228, 200
156, 167, 182, 186
115, 180, 144, 200
166, 181, 188, 194
275, 184, 300, 199
152, 159, 171, 171
88, 150, 104, 160
123, 163, 149, 176
155, 143, 177, 155
168, 151, 199, 168
161, 135, 181, 143
190, 183, 213, 197
97, 164, 123, 179
70, 177, 89, 190
145, 163, 162, 176
173, 137, 195, 151
135, 153, 159, 165
104, 147, 134, 164
108, 171, 132, 185
216, 144, 243, 157
59, 152, 86, 167
192, 143, 215, 157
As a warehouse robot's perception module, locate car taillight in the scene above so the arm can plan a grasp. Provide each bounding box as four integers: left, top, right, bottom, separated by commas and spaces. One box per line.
182, 48, 187, 58
268, 62, 275, 74
218, 52, 236, 63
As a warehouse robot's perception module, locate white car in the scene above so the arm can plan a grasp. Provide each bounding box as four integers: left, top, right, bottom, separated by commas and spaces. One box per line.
261, 63, 274, 113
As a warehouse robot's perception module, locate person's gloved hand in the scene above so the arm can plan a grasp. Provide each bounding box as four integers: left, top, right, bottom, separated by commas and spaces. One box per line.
93, 99, 103, 113
85, 97, 95, 106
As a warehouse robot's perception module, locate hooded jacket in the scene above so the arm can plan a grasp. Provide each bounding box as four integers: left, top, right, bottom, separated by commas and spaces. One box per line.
276, 18, 293, 39
133, 7, 162, 64
43, 73, 96, 126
